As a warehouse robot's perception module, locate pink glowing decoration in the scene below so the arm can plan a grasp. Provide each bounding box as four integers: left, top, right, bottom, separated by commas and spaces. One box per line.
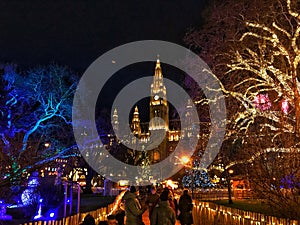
254, 94, 272, 111
280, 99, 289, 115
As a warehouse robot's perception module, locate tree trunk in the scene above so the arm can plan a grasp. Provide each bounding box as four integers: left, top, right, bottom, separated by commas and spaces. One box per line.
225, 169, 233, 204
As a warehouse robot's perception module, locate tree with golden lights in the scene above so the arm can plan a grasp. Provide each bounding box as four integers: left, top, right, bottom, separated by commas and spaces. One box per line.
185, 0, 300, 218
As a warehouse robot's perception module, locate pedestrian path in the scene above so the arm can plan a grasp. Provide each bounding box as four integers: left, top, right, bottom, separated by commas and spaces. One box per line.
142, 210, 180, 225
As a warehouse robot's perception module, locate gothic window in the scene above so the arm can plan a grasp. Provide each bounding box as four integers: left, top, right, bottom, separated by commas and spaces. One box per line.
153, 150, 160, 161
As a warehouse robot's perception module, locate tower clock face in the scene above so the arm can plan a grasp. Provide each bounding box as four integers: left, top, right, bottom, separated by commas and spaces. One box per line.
154, 95, 159, 100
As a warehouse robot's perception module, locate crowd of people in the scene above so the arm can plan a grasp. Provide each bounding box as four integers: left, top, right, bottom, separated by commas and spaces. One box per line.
81, 185, 193, 225
81, 214, 118, 225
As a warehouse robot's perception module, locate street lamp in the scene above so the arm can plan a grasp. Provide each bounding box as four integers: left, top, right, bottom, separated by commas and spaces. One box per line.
181, 156, 190, 165
180, 156, 196, 199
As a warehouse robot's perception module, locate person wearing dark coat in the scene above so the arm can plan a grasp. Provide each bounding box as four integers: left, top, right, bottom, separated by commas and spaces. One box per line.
122, 186, 146, 225
145, 186, 160, 219
178, 190, 193, 225
150, 190, 176, 225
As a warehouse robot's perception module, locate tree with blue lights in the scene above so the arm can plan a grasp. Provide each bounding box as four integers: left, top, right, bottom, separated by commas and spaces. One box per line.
182, 157, 215, 189
182, 168, 214, 189
0, 63, 78, 201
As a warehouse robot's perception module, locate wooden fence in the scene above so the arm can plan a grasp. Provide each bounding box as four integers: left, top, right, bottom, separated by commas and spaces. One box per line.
192, 200, 300, 225
20, 203, 114, 225
19, 194, 300, 225
193, 189, 253, 200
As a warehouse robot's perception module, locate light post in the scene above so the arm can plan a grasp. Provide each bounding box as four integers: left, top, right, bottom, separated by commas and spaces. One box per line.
227, 169, 234, 204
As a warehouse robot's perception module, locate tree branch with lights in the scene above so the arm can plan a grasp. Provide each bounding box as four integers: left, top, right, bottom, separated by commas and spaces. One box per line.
185, 0, 300, 218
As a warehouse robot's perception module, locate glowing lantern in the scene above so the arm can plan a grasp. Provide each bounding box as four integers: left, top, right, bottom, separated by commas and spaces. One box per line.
280, 99, 289, 115
254, 94, 271, 111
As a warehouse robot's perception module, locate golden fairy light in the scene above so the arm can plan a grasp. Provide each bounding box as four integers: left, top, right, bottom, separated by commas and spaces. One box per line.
215, 0, 300, 143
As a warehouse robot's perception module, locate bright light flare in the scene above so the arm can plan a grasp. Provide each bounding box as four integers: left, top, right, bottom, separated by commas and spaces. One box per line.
181, 156, 190, 164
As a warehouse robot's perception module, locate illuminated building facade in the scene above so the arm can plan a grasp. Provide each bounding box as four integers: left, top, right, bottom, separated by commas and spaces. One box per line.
112, 57, 196, 164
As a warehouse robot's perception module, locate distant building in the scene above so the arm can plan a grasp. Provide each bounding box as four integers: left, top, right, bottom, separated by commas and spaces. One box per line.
111, 57, 199, 164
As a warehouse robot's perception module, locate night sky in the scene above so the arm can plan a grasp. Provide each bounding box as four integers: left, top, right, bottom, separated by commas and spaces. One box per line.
0, 0, 208, 72
0, 0, 209, 121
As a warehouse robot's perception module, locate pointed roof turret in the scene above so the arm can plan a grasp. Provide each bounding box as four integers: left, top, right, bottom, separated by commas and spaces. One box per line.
155, 55, 162, 78
113, 108, 119, 119
112, 108, 119, 132
131, 106, 141, 136
134, 106, 139, 115
132, 106, 140, 123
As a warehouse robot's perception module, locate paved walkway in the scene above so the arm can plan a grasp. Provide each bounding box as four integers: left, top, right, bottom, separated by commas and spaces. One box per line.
142, 210, 180, 225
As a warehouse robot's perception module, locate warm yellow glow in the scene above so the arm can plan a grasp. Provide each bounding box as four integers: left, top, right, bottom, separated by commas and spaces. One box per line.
192, 0, 300, 175
166, 179, 179, 189
119, 180, 128, 186
108, 190, 127, 216
181, 156, 190, 164
44, 142, 50, 148
219, 0, 300, 141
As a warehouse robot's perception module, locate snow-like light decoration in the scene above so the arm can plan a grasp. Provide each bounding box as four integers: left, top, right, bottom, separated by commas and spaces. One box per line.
21, 189, 40, 206
254, 94, 272, 111
22, 172, 41, 206
280, 99, 289, 114
28, 177, 39, 188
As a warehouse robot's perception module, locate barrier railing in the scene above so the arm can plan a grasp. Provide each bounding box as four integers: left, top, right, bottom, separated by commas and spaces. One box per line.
19, 191, 300, 225
193, 189, 253, 200
19, 203, 114, 225
192, 200, 299, 225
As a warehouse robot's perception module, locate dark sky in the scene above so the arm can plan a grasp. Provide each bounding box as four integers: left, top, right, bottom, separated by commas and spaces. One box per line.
0, 0, 208, 72
0, 1, 209, 121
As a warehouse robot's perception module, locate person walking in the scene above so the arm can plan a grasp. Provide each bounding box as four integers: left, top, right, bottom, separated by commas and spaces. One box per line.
164, 187, 177, 214
145, 186, 160, 219
150, 190, 176, 225
178, 190, 193, 225
123, 186, 147, 225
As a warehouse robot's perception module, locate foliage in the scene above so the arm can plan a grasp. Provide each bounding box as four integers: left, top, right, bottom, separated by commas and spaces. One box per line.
184, 0, 300, 218
0, 63, 78, 202
182, 169, 215, 188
